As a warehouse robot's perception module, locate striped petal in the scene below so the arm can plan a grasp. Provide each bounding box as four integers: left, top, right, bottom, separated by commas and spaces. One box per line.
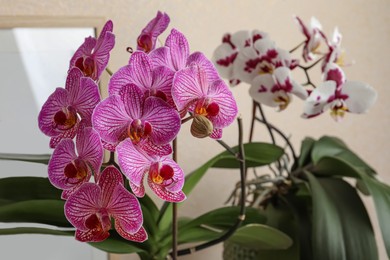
166, 29, 189, 71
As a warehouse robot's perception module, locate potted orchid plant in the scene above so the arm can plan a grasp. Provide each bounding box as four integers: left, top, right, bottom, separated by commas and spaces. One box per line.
0, 12, 389, 260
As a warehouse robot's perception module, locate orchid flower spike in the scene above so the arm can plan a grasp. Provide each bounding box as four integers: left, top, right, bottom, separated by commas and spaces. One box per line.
302, 63, 377, 121
65, 166, 146, 242
137, 11, 170, 53
69, 20, 115, 81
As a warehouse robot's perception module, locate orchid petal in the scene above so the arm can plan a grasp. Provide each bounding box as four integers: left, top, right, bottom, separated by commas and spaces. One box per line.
148, 176, 186, 202
302, 81, 337, 118
117, 139, 150, 186
69, 37, 97, 69
65, 183, 100, 229
342, 81, 377, 113
48, 139, 77, 189
119, 84, 143, 120
210, 128, 223, 139
73, 77, 101, 123
142, 96, 181, 145
92, 95, 129, 144
108, 65, 132, 96
49, 126, 79, 148
76, 127, 103, 179
38, 88, 70, 137
75, 228, 110, 242
324, 63, 345, 87
166, 29, 189, 71
187, 52, 220, 82
172, 66, 203, 111
137, 11, 170, 52
159, 157, 185, 193
94, 31, 115, 79
127, 51, 153, 88
249, 74, 279, 107
98, 167, 124, 207
212, 43, 238, 79
115, 225, 148, 242
109, 184, 144, 234
149, 47, 172, 69
129, 180, 146, 197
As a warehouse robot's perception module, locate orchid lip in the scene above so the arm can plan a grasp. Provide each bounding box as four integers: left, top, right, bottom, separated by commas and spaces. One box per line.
53, 106, 78, 130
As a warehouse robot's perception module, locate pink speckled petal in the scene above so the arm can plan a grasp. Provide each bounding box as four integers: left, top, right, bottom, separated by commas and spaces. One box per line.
324, 63, 346, 88
38, 88, 70, 137
65, 182, 100, 229
117, 139, 150, 186
49, 125, 79, 148
48, 139, 77, 189
207, 80, 238, 128
129, 180, 146, 197
116, 225, 148, 243
109, 184, 143, 234
92, 95, 130, 144
212, 43, 238, 79
76, 127, 103, 176
143, 96, 181, 145
210, 128, 223, 139
75, 227, 110, 242
148, 176, 186, 202
302, 81, 336, 118
166, 29, 189, 71
98, 166, 124, 207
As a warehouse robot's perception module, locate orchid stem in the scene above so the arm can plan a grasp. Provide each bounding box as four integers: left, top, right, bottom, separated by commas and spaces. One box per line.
172, 138, 178, 260
181, 115, 194, 124
174, 117, 247, 256
298, 56, 325, 88
289, 41, 305, 53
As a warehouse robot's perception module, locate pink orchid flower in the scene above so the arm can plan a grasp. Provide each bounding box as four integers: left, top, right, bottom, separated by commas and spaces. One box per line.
212, 30, 268, 86
92, 84, 180, 154
108, 51, 175, 106
38, 68, 101, 148
249, 67, 308, 111
69, 20, 115, 81
173, 64, 238, 139
65, 166, 146, 242
302, 63, 377, 121
232, 37, 299, 85
295, 16, 325, 62
48, 127, 103, 199
137, 11, 170, 53
117, 139, 185, 202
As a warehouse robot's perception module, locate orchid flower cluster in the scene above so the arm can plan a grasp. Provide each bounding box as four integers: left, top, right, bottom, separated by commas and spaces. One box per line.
37, 12, 238, 243
213, 16, 377, 121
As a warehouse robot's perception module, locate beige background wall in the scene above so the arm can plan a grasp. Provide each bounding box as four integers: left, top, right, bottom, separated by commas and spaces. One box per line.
1, 0, 389, 259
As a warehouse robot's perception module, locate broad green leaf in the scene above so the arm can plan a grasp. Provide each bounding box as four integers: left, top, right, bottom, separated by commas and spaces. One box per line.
0, 177, 61, 203
0, 227, 73, 236
228, 224, 292, 250
0, 153, 51, 164
311, 136, 375, 174
313, 156, 361, 178
306, 172, 378, 260
0, 199, 71, 227
212, 142, 284, 168
361, 175, 390, 258
178, 226, 221, 244
89, 231, 148, 254
180, 206, 266, 231
297, 137, 315, 168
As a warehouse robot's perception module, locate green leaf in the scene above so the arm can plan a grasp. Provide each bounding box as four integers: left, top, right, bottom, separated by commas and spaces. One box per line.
88, 231, 147, 254
180, 206, 266, 231
311, 136, 375, 174
0, 153, 51, 164
228, 224, 293, 250
297, 137, 315, 168
212, 142, 284, 168
0, 227, 73, 236
0, 177, 61, 203
0, 199, 71, 227
306, 172, 378, 260
178, 226, 221, 244
360, 175, 390, 258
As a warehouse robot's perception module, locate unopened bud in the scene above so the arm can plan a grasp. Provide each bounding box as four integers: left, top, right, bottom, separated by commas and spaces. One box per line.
190, 115, 213, 138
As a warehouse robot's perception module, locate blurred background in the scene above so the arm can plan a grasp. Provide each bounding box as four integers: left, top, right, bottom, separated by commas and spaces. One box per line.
0, 0, 389, 259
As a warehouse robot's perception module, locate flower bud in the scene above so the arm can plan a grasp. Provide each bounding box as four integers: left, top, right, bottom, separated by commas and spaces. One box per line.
190, 115, 213, 138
